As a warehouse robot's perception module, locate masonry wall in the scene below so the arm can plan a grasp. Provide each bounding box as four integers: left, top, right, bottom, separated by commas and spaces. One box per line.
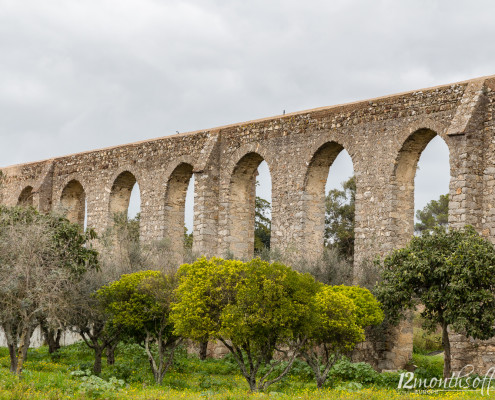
2, 75, 495, 371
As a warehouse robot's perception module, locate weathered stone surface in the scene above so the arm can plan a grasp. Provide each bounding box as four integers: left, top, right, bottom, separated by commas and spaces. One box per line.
2, 75, 495, 371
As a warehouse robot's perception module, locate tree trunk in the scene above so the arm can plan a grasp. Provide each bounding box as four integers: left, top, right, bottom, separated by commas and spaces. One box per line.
316, 377, 325, 389
2, 322, 19, 374
8, 343, 18, 373
93, 347, 103, 375
40, 321, 62, 354
16, 325, 32, 376
53, 329, 62, 353
199, 340, 208, 360
442, 321, 451, 379
106, 344, 116, 366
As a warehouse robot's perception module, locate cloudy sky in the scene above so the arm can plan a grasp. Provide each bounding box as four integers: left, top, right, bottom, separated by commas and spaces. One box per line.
1, 0, 492, 229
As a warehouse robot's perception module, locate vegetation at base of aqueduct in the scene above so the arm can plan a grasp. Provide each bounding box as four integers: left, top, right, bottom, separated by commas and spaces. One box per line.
2, 187, 495, 397
0, 343, 484, 399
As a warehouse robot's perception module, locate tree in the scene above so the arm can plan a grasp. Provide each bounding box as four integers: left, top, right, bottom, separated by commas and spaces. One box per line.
65, 212, 141, 375
415, 194, 449, 234
325, 176, 355, 260
255, 196, 271, 253
98, 270, 181, 384
300, 285, 383, 388
376, 226, 495, 378
38, 315, 63, 354
184, 226, 193, 250
171, 257, 318, 392
65, 269, 121, 375
0, 206, 98, 375
68, 212, 180, 375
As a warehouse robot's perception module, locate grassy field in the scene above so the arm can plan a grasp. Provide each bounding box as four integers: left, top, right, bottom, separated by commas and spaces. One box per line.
0, 343, 494, 399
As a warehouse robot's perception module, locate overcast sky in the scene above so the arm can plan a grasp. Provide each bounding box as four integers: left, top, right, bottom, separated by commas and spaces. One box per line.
1, 0, 491, 230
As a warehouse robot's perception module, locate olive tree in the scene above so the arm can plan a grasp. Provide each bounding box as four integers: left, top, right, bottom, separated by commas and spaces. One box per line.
64, 269, 121, 375
376, 226, 495, 378
66, 212, 181, 375
171, 257, 319, 392
64, 214, 141, 375
0, 206, 98, 375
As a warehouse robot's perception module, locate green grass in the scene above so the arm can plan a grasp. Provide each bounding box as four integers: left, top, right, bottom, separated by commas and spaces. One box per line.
411, 353, 444, 379
413, 310, 443, 355
0, 344, 492, 399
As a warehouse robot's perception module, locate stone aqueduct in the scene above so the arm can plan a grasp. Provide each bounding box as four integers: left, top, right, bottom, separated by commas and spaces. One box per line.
2, 75, 495, 372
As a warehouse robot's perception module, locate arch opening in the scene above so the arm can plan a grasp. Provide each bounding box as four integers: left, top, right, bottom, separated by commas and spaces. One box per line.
393, 129, 450, 245
303, 142, 355, 267
255, 161, 272, 257
128, 183, 141, 220
228, 152, 270, 259
184, 175, 195, 252
18, 186, 34, 207
164, 163, 194, 259
60, 180, 86, 226
109, 171, 140, 221
414, 135, 450, 234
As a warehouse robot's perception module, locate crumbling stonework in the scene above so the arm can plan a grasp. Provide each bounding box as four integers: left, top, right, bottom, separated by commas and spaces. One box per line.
2, 75, 495, 372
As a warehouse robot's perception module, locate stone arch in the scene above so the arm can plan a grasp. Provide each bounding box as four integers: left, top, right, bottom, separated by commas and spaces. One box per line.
17, 186, 34, 207
60, 180, 86, 226
164, 162, 194, 259
396, 118, 449, 146
391, 127, 451, 245
224, 143, 274, 179
227, 151, 269, 259
302, 141, 354, 259
109, 170, 139, 219
163, 155, 199, 178
303, 135, 357, 176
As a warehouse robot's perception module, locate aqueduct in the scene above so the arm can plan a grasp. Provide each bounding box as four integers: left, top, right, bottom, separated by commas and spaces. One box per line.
1, 75, 495, 372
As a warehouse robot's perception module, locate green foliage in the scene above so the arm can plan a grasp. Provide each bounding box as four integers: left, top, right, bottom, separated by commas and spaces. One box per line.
172, 257, 317, 346
377, 226, 495, 335
301, 285, 383, 388
376, 226, 495, 377
171, 257, 383, 391
98, 271, 174, 334
414, 194, 449, 234
184, 226, 193, 250
171, 257, 241, 341
325, 176, 355, 260
330, 358, 380, 385
411, 353, 444, 380
71, 369, 125, 397
255, 196, 271, 253
413, 312, 442, 355
309, 287, 364, 351
171, 257, 319, 391
98, 270, 180, 383
328, 286, 384, 328
219, 260, 317, 349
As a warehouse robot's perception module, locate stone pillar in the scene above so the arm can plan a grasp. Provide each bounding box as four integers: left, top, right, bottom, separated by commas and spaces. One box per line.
193, 150, 221, 259
352, 151, 414, 371
448, 80, 491, 375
